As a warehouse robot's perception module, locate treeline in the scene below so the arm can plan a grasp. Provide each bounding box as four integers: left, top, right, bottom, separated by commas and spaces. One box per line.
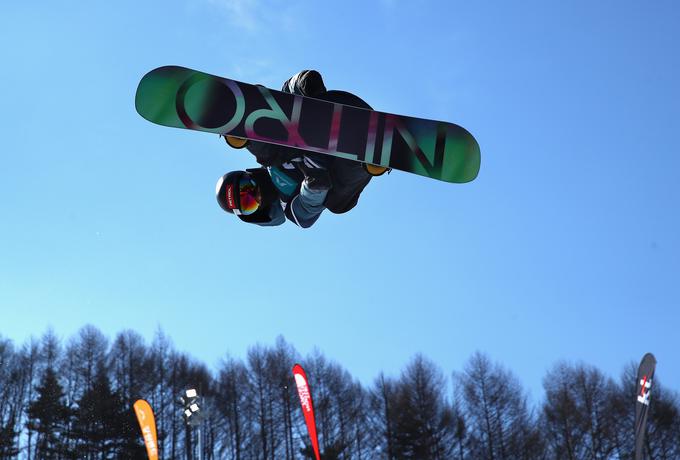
0, 326, 678, 460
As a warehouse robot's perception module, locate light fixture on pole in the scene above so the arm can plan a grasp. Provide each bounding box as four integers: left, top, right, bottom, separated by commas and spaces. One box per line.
179, 388, 205, 460
180, 389, 204, 426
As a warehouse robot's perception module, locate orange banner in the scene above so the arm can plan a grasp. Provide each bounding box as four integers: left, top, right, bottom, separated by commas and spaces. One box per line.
133, 399, 159, 460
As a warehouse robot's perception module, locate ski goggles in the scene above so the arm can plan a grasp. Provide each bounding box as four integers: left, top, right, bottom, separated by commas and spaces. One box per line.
236, 176, 261, 215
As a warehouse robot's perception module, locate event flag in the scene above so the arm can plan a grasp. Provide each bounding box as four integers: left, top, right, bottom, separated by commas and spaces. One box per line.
293, 364, 321, 460
634, 353, 656, 460
133, 399, 159, 460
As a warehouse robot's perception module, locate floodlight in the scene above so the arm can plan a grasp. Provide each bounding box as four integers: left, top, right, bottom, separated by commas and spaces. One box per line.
186, 389, 198, 398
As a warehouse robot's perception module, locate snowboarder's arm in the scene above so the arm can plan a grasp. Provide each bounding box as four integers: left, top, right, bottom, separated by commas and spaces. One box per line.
284, 181, 328, 228
282, 155, 333, 227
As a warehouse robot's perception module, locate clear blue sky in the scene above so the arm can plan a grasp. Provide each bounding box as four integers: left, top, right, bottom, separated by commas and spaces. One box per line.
1, 0, 679, 400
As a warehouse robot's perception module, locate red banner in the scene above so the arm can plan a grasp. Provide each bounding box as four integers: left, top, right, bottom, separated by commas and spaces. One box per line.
133, 399, 159, 460
292, 364, 321, 460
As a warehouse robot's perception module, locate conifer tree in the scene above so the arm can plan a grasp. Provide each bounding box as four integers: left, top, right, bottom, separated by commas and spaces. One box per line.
0, 422, 19, 459
391, 355, 454, 460
26, 367, 72, 459
71, 365, 129, 458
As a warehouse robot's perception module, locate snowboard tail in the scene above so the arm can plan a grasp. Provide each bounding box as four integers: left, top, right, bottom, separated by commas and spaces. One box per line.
135, 66, 481, 183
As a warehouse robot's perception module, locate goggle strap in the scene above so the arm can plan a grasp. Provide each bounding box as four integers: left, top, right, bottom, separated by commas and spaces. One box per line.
225, 183, 240, 211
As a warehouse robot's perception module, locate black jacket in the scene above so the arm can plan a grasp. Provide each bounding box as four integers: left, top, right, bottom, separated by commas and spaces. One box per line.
246, 70, 373, 216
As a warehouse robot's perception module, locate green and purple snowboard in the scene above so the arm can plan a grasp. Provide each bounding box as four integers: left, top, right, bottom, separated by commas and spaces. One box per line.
135, 66, 481, 183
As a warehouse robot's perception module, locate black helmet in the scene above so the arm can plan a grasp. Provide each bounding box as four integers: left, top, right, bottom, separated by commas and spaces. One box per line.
215, 168, 279, 223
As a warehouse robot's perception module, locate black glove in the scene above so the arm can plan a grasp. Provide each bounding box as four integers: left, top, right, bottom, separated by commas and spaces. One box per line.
297, 156, 332, 192
303, 168, 332, 192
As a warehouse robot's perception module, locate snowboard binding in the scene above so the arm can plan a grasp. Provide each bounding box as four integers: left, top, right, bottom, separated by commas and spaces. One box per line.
362, 163, 390, 177
223, 135, 249, 149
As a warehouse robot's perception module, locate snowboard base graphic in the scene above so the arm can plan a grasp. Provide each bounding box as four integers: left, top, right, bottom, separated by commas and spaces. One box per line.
135, 66, 481, 183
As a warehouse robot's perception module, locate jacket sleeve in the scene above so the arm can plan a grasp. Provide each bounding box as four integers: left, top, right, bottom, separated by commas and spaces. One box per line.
281, 70, 326, 97
283, 182, 328, 228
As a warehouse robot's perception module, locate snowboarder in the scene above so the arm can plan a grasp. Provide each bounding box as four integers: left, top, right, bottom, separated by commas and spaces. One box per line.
215, 70, 387, 228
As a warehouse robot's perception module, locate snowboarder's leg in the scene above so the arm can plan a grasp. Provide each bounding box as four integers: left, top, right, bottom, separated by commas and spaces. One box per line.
324, 159, 374, 214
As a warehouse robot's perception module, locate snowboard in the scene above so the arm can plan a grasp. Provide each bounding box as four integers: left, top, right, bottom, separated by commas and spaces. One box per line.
135, 66, 481, 183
